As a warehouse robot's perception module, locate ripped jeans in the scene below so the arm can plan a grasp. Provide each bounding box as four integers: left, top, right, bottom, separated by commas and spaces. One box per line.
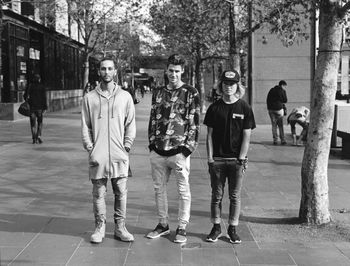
150, 151, 191, 228
92, 177, 128, 224
208, 159, 245, 226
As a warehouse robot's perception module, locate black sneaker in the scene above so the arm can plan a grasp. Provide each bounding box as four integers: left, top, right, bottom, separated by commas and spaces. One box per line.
227, 225, 241, 244
206, 224, 222, 242
174, 227, 187, 243
146, 223, 170, 239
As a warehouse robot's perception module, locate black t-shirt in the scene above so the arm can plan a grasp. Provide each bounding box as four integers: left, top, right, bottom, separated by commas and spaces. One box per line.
203, 99, 256, 158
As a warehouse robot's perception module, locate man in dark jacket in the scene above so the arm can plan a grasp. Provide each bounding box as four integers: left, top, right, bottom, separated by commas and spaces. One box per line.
266, 80, 288, 145
24, 74, 47, 144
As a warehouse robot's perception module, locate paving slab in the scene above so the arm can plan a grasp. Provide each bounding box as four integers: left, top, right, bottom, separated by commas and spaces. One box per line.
66, 246, 128, 266
236, 248, 296, 265
182, 247, 238, 266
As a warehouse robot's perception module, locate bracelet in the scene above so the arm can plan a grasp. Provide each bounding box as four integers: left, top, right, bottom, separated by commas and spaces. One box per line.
237, 158, 248, 165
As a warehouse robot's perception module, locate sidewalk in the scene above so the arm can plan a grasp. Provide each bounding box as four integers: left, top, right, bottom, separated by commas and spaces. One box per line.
0, 93, 350, 266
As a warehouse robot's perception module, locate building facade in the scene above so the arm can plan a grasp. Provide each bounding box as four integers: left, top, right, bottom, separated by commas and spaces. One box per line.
249, 22, 316, 124
0, 1, 84, 120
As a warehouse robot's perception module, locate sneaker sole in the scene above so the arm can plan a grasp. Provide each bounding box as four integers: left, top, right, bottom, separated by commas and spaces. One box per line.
206, 233, 222, 242
114, 235, 134, 242
90, 238, 104, 244
90, 234, 105, 244
229, 238, 242, 244
173, 237, 187, 243
146, 229, 170, 239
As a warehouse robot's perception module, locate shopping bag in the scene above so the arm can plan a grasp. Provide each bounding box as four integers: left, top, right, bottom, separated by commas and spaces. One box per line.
18, 101, 30, 117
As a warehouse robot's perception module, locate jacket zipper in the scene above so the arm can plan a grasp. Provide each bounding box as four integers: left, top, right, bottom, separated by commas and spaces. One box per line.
108, 99, 111, 179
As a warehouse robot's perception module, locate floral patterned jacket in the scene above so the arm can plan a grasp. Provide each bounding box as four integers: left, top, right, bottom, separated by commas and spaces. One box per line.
148, 84, 201, 157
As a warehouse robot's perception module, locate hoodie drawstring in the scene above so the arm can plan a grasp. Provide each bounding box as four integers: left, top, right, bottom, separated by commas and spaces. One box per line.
98, 94, 102, 119
111, 95, 116, 118
97, 84, 119, 119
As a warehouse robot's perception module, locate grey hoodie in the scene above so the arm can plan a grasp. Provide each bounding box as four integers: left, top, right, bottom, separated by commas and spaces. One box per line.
81, 83, 136, 180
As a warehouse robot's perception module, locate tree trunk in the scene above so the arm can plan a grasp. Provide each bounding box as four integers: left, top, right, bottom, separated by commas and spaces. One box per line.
83, 54, 90, 89
194, 59, 206, 113
0, 9, 3, 102
191, 64, 195, 87
228, 1, 240, 71
299, 2, 342, 224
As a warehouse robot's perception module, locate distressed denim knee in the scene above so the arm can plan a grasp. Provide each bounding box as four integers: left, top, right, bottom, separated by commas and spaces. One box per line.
171, 153, 191, 227
92, 178, 107, 222
228, 163, 244, 226
150, 151, 170, 225
209, 161, 226, 224
111, 177, 127, 222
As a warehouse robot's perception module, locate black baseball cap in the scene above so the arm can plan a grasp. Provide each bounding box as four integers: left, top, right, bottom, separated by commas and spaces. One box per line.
221, 70, 240, 83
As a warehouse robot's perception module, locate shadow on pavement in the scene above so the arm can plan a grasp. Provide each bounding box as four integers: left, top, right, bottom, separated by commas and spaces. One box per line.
241, 215, 301, 225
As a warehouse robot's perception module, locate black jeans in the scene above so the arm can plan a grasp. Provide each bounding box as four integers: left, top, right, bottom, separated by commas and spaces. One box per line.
29, 109, 44, 140
208, 160, 245, 226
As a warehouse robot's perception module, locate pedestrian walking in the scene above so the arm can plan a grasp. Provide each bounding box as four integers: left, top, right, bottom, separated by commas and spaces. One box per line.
83, 82, 93, 96
287, 106, 310, 146
146, 54, 201, 243
203, 70, 256, 244
140, 85, 145, 98
81, 57, 136, 244
122, 81, 138, 105
23, 74, 47, 144
266, 80, 288, 145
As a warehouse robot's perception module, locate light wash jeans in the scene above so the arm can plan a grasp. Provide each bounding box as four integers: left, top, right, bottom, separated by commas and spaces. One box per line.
290, 120, 309, 141
209, 160, 245, 226
268, 109, 285, 142
150, 151, 191, 228
92, 176, 128, 224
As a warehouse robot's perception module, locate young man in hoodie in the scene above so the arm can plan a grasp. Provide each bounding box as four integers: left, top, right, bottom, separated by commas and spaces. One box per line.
146, 54, 201, 243
81, 57, 136, 244
266, 80, 288, 145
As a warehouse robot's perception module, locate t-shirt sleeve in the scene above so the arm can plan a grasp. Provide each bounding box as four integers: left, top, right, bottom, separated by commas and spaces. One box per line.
203, 104, 214, 127
243, 104, 256, 130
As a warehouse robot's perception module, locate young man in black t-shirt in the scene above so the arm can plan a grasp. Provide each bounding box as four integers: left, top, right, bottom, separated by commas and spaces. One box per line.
203, 70, 256, 244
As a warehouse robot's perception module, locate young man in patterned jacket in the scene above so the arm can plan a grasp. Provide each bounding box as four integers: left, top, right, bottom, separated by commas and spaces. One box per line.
146, 54, 201, 243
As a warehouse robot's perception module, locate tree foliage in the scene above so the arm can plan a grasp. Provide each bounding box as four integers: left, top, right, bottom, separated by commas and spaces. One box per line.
48, 0, 142, 86
148, 0, 314, 92
149, 0, 232, 111
149, 0, 229, 59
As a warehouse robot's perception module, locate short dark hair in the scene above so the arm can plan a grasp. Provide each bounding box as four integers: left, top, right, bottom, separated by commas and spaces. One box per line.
33, 74, 41, 83
99, 57, 116, 68
167, 54, 185, 67
279, 80, 287, 86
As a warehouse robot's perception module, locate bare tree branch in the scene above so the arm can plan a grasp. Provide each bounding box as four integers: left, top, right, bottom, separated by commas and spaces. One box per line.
241, 0, 295, 38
